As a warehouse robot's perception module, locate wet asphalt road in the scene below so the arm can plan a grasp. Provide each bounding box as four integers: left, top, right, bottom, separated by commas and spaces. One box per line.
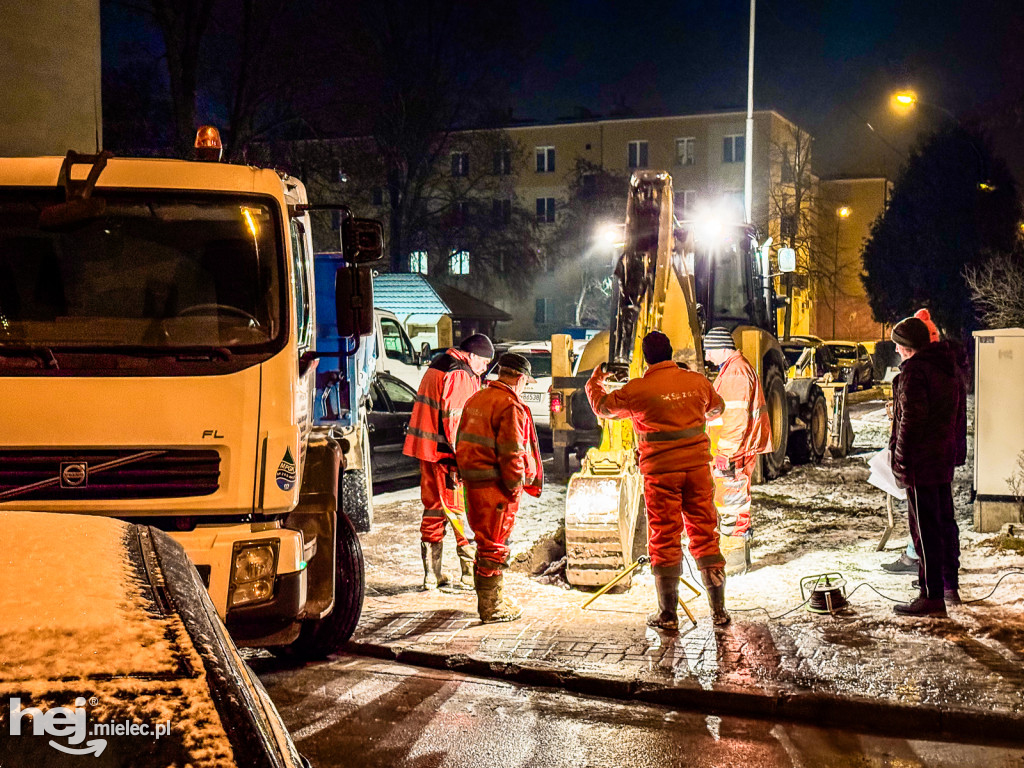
253, 654, 1024, 768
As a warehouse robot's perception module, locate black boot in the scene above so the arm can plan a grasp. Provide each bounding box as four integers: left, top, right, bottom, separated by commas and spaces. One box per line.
700, 566, 731, 626
894, 596, 947, 617
420, 541, 450, 590
647, 564, 681, 631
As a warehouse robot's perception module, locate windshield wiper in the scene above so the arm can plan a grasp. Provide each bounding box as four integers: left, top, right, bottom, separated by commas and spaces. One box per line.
0, 346, 59, 369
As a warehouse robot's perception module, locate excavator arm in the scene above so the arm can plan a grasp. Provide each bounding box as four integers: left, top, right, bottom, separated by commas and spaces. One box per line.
564, 171, 705, 587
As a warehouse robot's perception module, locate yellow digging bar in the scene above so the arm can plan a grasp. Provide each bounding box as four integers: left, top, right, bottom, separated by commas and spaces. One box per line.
582, 555, 699, 626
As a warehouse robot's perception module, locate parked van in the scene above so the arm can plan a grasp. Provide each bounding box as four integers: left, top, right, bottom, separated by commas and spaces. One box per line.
375, 308, 427, 390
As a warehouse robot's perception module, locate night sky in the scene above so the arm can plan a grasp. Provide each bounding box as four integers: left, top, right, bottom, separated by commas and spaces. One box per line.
507, 0, 1022, 177
102, 0, 1023, 179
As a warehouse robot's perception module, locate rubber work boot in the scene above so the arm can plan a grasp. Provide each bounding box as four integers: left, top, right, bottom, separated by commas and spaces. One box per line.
944, 589, 962, 606
700, 566, 731, 626
455, 544, 476, 590
474, 571, 522, 623
720, 534, 751, 576
420, 542, 450, 591
646, 568, 681, 632
894, 596, 947, 617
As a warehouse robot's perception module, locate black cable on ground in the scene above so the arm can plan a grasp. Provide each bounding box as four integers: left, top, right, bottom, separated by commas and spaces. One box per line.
729, 569, 1024, 621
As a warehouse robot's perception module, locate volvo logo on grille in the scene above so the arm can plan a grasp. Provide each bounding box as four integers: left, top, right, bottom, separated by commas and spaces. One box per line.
60, 462, 88, 488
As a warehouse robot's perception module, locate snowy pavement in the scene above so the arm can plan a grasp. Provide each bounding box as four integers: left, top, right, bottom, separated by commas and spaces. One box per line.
350, 395, 1024, 743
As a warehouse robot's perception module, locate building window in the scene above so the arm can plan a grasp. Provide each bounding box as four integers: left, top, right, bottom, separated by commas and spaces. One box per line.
492, 198, 512, 226
536, 197, 555, 224
723, 135, 745, 164
454, 200, 470, 226
450, 249, 470, 275
451, 152, 469, 177
627, 140, 649, 169
683, 189, 697, 211
536, 146, 555, 173
371, 187, 384, 206
409, 250, 428, 274
535, 298, 554, 324
676, 137, 695, 166
493, 149, 512, 175
780, 212, 798, 239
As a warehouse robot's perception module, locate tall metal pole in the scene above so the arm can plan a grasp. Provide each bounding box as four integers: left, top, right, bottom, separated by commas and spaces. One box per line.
743, 0, 755, 224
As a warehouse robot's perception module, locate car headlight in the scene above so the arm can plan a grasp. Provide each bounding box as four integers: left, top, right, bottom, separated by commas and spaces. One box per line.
230, 541, 278, 607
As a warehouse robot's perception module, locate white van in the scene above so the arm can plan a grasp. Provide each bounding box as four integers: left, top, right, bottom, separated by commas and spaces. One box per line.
501, 340, 585, 432
375, 308, 427, 390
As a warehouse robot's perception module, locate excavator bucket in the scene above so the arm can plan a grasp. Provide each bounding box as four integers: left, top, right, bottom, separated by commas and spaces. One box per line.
564, 170, 703, 587
564, 457, 645, 586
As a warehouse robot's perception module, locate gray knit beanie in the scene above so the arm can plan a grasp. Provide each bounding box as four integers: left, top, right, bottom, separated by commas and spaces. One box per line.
703, 326, 736, 351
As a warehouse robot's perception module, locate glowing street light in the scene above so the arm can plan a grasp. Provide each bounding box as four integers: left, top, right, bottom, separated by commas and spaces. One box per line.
596, 223, 623, 248
891, 90, 918, 110
836, 205, 852, 219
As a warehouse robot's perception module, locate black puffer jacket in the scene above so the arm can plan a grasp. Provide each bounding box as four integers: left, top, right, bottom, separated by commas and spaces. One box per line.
889, 341, 965, 487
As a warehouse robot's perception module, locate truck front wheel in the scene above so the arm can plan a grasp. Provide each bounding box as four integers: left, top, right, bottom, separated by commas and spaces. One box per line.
288, 512, 365, 660
760, 365, 789, 480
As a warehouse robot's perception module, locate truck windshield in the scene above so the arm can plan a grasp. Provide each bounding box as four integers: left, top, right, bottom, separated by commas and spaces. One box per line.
0, 191, 284, 350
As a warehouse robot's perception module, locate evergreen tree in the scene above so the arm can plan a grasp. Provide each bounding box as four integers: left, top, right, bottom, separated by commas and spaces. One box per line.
861, 124, 1021, 337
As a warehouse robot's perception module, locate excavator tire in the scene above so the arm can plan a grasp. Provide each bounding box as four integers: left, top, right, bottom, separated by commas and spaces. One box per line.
788, 387, 827, 465
760, 365, 789, 480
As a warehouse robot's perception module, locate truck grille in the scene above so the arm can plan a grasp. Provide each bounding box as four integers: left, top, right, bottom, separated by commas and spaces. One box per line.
0, 449, 221, 501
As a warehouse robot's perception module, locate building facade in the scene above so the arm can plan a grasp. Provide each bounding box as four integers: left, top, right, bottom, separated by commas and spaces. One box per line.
815, 177, 892, 342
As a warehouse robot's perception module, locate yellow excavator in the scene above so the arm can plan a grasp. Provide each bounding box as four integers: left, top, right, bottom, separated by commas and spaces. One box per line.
561, 170, 830, 587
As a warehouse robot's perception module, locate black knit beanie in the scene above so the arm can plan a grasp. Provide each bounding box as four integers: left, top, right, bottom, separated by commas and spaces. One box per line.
891, 317, 931, 351
459, 333, 494, 358
641, 331, 673, 364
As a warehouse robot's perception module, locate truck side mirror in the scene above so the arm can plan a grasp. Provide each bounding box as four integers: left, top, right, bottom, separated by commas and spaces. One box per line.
335, 265, 374, 337
341, 218, 385, 264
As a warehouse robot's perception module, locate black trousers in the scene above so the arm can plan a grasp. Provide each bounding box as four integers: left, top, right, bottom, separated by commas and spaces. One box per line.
907, 481, 961, 599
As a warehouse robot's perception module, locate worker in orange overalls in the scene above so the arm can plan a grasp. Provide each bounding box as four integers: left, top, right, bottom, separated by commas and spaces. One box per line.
403, 333, 494, 590
455, 353, 543, 623
703, 327, 772, 575
586, 331, 730, 629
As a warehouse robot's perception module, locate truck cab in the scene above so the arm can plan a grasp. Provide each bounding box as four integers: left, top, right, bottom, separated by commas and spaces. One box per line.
0, 147, 382, 658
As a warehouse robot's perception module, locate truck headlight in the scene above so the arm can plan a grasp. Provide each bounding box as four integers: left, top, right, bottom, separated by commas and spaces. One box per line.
229, 541, 278, 607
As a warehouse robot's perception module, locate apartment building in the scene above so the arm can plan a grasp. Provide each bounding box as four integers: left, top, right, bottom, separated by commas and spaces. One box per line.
493, 109, 817, 339
815, 177, 892, 342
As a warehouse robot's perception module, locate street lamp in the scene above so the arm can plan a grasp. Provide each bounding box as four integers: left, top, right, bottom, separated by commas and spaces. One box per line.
832, 206, 852, 339
888, 88, 992, 190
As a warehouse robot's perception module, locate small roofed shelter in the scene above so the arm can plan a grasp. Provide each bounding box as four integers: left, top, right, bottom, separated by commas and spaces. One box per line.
373, 274, 511, 352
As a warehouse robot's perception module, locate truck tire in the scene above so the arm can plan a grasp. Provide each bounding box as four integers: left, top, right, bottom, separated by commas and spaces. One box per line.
288, 512, 365, 660
342, 422, 373, 533
788, 387, 827, 465
760, 365, 789, 479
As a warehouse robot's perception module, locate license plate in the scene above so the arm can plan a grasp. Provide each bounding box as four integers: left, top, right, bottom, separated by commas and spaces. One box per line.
521, 393, 543, 402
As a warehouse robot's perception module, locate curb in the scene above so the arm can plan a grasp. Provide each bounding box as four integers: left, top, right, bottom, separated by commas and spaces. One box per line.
347, 637, 1024, 746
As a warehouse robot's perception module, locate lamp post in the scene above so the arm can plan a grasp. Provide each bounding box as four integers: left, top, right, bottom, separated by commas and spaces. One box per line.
832, 206, 852, 339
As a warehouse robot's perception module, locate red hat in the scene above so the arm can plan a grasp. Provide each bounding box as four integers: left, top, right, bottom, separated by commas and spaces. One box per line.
914, 309, 940, 343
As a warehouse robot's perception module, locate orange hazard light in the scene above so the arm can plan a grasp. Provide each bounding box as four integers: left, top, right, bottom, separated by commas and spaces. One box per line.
195, 125, 223, 161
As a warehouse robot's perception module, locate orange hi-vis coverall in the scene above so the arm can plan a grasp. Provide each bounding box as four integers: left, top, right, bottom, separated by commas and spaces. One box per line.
455, 381, 543, 577
586, 361, 727, 569
403, 348, 480, 545
708, 351, 772, 537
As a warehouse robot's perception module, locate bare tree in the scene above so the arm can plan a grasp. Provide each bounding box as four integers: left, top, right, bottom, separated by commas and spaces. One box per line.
965, 251, 1024, 329
766, 124, 821, 339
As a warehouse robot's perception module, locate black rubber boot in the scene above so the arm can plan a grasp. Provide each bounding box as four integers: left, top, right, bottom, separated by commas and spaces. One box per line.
455, 544, 476, 590
421, 541, 450, 591
700, 566, 731, 626
647, 563, 681, 631
474, 571, 522, 623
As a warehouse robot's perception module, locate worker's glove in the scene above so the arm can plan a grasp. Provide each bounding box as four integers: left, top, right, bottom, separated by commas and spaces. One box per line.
714, 454, 734, 475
